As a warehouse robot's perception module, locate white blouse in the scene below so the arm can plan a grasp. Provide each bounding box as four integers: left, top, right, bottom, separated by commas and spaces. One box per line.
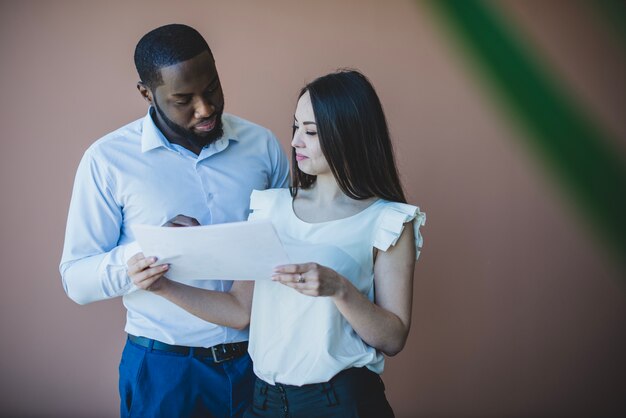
247, 188, 425, 386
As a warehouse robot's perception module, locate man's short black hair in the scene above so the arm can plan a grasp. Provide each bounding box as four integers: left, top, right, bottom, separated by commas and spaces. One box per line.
134, 24, 213, 89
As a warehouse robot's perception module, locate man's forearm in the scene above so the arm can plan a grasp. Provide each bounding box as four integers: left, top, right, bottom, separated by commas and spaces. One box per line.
61, 242, 139, 304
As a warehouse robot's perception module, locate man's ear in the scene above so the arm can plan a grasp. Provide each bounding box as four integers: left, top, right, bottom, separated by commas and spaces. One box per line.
137, 82, 153, 105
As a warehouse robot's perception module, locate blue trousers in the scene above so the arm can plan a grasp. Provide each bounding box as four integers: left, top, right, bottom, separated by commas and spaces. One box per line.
119, 336, 255, 418
243, 367, 395, 418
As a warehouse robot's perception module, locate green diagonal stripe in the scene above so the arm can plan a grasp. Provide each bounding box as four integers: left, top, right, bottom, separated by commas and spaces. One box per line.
424, 0, 626, 268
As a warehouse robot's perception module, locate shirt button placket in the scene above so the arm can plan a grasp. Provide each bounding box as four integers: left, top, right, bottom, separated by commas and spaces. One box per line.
196, 162, 214, 213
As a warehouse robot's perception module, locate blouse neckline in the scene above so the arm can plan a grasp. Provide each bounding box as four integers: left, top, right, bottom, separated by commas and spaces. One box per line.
289, 192, 382, 226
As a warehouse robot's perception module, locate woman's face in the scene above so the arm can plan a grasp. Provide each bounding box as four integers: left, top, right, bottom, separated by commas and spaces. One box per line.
292, 91, 331, 176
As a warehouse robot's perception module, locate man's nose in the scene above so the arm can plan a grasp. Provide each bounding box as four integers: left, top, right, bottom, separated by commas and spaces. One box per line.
194, 99, 215, 119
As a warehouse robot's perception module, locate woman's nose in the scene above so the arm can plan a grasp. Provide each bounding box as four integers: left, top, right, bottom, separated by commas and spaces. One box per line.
291, 130, 304, 148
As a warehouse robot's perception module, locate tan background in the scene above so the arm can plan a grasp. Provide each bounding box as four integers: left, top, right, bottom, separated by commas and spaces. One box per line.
1, 1, 624, 417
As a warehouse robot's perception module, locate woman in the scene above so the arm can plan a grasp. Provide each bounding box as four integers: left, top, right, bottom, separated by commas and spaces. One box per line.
129, 69, 425, 417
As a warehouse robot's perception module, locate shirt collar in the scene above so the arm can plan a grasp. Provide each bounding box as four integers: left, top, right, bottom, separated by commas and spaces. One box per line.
141, 108, 239, 153
140, 109, 170, 152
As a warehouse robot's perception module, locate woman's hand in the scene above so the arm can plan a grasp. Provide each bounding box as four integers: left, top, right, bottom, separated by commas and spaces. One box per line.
127, 252, 170, 292
272, 263, 347, 298
126, 214, 195, 291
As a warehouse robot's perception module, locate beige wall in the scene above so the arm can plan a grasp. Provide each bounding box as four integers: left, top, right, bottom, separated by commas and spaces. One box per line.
0, 1, 624, 417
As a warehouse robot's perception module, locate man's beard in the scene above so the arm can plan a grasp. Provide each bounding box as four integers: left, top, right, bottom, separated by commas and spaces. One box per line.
153, 100, 224, 148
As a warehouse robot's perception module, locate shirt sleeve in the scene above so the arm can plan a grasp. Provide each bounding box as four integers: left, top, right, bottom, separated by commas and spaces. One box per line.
59, 149, 138, 305
267, 132, 290, 189
248, 189, 280, 221
373, 203, 426, 260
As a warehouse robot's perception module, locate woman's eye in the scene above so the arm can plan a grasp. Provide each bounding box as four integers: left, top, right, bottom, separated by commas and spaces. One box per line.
306, 131, 317, 136
292, 124, 299, 130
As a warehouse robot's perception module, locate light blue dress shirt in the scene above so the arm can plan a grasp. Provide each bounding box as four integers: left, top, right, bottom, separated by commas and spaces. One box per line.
60, 110, 290, 346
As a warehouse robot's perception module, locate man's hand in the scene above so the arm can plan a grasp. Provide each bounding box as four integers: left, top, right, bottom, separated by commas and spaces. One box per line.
163, 214, 200, 227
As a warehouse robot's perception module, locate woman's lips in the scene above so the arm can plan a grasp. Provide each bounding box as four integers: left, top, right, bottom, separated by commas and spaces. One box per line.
295, 154, 308, 161
195, 116, 217, 132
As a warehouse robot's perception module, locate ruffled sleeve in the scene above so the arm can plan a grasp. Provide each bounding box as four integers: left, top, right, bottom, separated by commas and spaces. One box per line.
248, 188, 283, 221
373, 202, 426, 260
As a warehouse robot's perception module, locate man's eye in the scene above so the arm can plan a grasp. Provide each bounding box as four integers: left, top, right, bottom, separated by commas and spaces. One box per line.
175, 100, 190, 106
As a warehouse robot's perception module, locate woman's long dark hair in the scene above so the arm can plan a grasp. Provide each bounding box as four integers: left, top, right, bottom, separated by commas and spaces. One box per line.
290, 69, 407, 203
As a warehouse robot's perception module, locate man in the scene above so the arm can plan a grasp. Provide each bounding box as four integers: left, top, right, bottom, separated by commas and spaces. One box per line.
60, 24, 289, 418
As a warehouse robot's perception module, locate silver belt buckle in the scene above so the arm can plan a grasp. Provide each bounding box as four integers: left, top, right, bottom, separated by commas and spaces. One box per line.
211, 344, 232, 363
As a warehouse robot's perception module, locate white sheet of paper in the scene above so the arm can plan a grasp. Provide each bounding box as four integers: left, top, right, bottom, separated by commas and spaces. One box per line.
131, 220, 289, 281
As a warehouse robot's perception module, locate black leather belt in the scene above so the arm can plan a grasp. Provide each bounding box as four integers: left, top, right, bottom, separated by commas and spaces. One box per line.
128, 334, 248, 363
